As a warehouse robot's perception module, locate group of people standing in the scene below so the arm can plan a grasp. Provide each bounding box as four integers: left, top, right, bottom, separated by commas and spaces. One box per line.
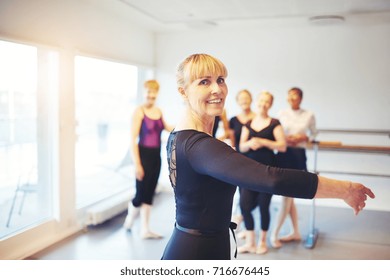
227, 87, 316, 255
122, 53, 374, 260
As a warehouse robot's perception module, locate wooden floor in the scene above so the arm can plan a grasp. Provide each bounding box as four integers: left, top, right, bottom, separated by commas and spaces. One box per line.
27, 191, 390, 260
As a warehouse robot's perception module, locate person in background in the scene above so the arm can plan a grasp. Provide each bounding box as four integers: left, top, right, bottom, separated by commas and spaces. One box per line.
161, 53, 374, 260
212, 109, 230, 141
271, 87, 317, 248
238, 91, 286, 255
228, 90, 256, 152
228, 89, 255, 232
123, 80, 173, 239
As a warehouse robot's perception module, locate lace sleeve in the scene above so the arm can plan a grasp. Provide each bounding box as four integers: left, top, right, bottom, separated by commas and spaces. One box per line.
166, 132, 177, 188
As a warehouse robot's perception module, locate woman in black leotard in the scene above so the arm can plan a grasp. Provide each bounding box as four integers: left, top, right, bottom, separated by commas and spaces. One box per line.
228, 90, 255, 232
161, 53, 374, 260
238, 91, 286, 255
228, 90, 255, 152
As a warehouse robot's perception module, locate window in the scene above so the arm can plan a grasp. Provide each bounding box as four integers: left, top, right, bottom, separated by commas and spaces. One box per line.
74, 56, 138, 207
0, 41, 58, 239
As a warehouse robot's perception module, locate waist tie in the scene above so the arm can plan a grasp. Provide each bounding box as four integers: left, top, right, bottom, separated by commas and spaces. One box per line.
230, 222, 237, 258
175, 222, 238, 258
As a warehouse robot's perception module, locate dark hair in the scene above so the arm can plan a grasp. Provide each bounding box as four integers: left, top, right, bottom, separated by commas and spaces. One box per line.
289, 87, 303, 99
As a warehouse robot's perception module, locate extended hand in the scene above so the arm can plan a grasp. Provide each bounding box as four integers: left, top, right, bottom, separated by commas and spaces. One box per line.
344, 182, 375, 215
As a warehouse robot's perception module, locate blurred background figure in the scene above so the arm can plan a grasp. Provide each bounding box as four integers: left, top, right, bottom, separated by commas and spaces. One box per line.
228, 90, 255, 232
271, 87, 317, 248
238, 91, 286, 254
212, 109, 230, 142
123, 80, 173, 239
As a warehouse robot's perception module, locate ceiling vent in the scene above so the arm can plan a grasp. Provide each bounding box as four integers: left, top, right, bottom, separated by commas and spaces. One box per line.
185, 20, 218, 29
309, 15, 345, 25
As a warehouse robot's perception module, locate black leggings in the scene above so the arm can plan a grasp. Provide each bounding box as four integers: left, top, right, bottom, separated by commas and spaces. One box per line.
132, 146, 161, 207
240, 189, 272, 231
161, 226, 231, 260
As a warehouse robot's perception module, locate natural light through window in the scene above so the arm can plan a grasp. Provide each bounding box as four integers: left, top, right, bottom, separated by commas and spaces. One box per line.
0, 40, 57, 239
75, 56, 138, 207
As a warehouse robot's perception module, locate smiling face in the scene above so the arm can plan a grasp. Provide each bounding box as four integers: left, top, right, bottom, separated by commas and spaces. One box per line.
143, 80, 159, 107
257, 91, 273, 115
177, 54, 228, 119
184, 74, 227, 118
144, 88, 158, 107
287, 88, 302, 110
236, 90, 252, 112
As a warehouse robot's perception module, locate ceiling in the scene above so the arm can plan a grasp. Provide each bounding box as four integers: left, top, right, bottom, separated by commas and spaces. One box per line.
87, 0, 390, 31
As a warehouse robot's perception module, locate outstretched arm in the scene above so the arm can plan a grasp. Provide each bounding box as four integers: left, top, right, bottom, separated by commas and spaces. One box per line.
185, 132, 375, 214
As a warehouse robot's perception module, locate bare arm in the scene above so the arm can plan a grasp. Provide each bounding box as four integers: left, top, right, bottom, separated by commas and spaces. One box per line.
131, 107, 144, 180
217, 110, 230, 141
227, 128, 236, 149
239, 126, 252, 153
315, 176, 375, 215
161, 113, 174, 132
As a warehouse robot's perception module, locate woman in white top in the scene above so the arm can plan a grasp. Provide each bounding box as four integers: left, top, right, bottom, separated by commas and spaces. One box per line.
271, 87, 316, 248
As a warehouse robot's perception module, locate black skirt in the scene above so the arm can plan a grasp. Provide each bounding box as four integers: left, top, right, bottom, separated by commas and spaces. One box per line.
276, 147, 307, 171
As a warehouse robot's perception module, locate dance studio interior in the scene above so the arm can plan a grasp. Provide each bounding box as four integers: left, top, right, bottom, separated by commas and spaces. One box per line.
0, 0, 389, 260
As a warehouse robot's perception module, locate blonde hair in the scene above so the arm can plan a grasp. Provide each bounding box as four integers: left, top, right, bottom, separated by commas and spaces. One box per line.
236, 89, 252, 102
176, 54, 228, 88
144, 80, 160, 91
259, 91, 274, 105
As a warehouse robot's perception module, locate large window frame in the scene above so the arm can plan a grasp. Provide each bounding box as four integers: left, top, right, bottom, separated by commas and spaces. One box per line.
0, 39, 152, 260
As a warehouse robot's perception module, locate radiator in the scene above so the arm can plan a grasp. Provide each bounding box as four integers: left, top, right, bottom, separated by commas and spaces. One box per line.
85, 191, 132, 226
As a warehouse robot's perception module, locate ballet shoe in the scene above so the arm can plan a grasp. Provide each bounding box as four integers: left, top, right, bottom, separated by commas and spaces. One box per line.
279, 234, 301, 242
256, 244, 268, 255
270, 237, 282, 249
141, 231, 163, 240
237, 245, 256, 254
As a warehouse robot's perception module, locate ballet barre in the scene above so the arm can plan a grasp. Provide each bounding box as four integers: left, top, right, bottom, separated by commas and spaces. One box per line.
304, 140, 390, 249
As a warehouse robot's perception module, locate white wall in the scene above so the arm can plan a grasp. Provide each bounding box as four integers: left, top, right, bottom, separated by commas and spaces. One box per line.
156, 15, 390, 129
155, 14, 390, 211
0, 0, 155, 66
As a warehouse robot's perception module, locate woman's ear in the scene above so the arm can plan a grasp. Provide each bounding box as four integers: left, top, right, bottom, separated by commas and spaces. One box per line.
178, 87, 187, 99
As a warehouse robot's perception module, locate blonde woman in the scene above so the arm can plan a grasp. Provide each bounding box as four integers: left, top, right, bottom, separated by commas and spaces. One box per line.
161, 54, 374, 260
123, 80, 172, 239
238, 91, 286, 255
228, 89, 255, 231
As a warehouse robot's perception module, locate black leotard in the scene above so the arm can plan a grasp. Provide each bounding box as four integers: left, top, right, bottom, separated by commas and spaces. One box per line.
240, 118, 280, 231
161, 130, 318, 260
229, 116, 246, 153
